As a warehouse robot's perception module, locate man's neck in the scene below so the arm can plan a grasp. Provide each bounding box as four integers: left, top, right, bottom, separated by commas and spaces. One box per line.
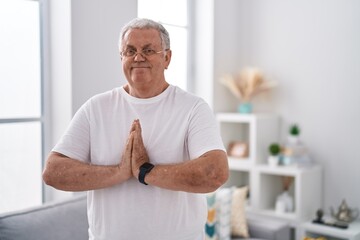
124, 82, 169, 98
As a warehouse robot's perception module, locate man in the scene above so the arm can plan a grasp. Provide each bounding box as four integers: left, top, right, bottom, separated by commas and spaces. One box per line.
43, 18, 229, 240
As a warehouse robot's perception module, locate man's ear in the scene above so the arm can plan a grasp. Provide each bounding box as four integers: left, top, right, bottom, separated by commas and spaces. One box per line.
164, 50, 172, 69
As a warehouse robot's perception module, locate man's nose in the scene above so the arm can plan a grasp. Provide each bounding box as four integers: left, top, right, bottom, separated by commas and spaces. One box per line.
133, 52, 146, 61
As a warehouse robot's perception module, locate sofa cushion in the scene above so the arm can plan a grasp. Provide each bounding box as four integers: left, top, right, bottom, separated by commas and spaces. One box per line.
0, 195, 88, 240
231, 186, 249, 238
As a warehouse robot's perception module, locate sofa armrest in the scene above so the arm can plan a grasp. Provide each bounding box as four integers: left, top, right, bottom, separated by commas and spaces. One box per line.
0, 195, 88, 240
247, 214, 290, 240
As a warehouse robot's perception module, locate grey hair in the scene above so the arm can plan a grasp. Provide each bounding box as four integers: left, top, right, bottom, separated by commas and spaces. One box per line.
119, 18, 170, 50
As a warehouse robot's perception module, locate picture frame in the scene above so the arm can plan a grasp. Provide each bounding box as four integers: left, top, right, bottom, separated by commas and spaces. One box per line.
228, 141, 249, 158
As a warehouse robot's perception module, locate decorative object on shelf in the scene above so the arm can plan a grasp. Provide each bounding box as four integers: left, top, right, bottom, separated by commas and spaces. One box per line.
288, 124, 301, 144
275, 190, 294, 213
282, 176, 294, 191
275, 176, 294, 213
313, 209, 325, 224
220, 67, 277, 113
282, 123, 313, 167
238, 102, 252, 113
330, 199, 359, 223
268, 142, 281, 167
228, 141, 249, 158
312, 208, 349, 229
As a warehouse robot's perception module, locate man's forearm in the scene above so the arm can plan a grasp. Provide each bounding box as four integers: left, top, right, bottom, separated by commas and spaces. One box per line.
42, 152, 128, 191
143, 150, 229, 193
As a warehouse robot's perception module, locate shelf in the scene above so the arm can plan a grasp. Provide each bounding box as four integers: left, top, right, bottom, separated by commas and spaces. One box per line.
228, 157, 252, 171
256, 164, 322, 176
253, 208, 299, 221
217, 112, 278, 122
299, 221, 360, 240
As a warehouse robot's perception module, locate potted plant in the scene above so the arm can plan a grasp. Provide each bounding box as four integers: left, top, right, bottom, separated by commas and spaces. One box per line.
288, 124, 300, 144
268, 143, 281, 167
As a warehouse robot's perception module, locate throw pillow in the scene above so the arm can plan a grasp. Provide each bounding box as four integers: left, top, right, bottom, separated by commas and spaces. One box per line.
216, 187, 234, 240
231, 185, 249, 238
205, 192, 217, 240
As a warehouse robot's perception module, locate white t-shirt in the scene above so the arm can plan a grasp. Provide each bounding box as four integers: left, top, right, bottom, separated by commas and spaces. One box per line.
53, 85, 225, 240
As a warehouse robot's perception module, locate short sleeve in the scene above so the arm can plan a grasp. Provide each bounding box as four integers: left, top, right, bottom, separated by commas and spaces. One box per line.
187, 100, 225, 159
52, 101, 91, 162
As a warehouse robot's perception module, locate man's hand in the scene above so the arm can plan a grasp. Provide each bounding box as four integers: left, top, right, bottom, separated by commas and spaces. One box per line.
131, 119, 150, 179
118, 122, 135, 181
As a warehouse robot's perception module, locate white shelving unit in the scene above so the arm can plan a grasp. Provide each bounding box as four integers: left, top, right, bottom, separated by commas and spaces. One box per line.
217, 112, 323, 227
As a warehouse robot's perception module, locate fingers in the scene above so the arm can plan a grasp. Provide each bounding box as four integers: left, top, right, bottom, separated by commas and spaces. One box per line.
129, 119, 149, 178
133, 120, 143, 145
125, 131, 134, 154
118, 128, 134, 182
119, 119, 144, 182
129, 119, 137, 133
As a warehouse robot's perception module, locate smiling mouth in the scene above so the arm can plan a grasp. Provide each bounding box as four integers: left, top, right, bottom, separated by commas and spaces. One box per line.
131, 66, 150, 73
132, 66, 150, 70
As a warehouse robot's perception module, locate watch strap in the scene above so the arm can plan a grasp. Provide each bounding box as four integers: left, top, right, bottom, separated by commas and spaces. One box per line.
138, 162, 155, 185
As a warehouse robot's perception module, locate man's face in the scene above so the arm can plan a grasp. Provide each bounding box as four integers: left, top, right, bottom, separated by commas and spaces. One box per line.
120, 28, 171, 91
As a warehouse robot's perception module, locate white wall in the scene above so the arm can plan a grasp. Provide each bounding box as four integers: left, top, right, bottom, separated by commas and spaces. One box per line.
193, 0, 214, 107
211, 0, 360, 212
71, 0, 133, 113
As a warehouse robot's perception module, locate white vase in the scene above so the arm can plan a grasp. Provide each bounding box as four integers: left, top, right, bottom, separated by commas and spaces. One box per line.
275, 197, 286, 213
288, 135, 300, 145
282, 191, 294, 212
275, 191, 294, 213
268, 155, 279, 167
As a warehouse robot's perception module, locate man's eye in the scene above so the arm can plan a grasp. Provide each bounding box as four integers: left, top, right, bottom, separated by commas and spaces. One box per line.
126, 49, 136, 56
143, 49, 155, 55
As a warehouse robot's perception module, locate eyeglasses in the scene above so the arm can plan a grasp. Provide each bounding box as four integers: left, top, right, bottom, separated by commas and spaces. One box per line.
120, 48, 165, 58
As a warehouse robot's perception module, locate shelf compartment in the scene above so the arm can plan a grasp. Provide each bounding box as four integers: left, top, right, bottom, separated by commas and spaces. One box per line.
217, 113, 279, 165
257, 173, 297, 213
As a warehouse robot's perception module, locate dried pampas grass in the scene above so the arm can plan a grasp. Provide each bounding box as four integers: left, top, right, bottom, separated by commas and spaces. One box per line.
220, 67, 277, 102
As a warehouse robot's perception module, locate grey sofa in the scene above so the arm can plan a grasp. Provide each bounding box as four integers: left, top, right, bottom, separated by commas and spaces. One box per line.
0, 195, 290, 240
0, 195, 88, 240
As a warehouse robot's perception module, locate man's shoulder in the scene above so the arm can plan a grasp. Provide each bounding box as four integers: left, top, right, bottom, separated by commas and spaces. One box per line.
170, 85, 204, 104
90, 87, 122, 101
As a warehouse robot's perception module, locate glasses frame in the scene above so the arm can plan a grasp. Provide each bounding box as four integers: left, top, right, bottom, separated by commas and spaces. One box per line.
120, 48, 167, 58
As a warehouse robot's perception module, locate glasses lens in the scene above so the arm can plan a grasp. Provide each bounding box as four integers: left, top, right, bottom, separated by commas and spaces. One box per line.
143, 49, 155, 56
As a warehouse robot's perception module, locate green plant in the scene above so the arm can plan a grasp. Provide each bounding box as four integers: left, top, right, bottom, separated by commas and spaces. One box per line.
289, 124, 300, 136
268, 143, 281, 156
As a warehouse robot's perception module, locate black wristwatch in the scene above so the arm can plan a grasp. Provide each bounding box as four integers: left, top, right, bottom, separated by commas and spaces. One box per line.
138, 162, 155, 185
